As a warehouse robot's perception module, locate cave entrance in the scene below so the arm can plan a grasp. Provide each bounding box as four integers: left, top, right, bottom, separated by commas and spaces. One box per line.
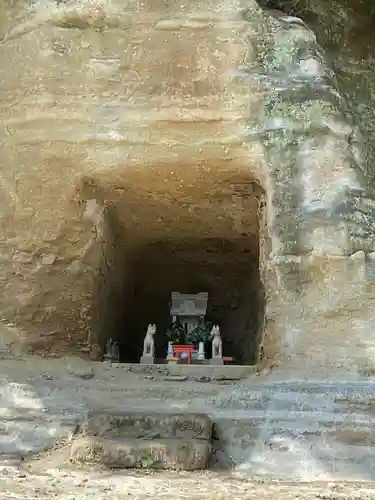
89, 164, 268, 365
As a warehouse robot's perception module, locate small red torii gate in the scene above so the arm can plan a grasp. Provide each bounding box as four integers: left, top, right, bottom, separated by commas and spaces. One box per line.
171, 344, 196, 364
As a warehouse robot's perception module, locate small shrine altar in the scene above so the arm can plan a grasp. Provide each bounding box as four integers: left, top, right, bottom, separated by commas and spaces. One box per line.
139, 292, 226, 365
102, 292, 233, 365
170, 292, 208, 337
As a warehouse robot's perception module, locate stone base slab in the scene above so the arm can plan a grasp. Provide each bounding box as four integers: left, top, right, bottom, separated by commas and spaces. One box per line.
140, 355, 155, 365
78, 411, 213, 440
70, 436, 210, 470
105, 363, 256, 379
210, 357, 224, 365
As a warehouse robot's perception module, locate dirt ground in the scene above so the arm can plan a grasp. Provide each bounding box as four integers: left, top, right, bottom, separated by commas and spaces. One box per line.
3, 462, 375, 500
0, 348, 375, 499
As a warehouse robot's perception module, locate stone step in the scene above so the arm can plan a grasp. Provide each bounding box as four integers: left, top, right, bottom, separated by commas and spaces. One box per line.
72, 396, 375, 479
77, 410, 213, 441
3, 373, 375, 481
71, 410, 213, 471
70, 435, 210, 471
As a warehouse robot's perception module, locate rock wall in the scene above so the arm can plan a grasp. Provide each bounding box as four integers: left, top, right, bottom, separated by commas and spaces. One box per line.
253, 7, 375, 374
91, 204, 134, 357
0, 0, 268, 357
1, 0, 375, 375
117, 237, 264, 364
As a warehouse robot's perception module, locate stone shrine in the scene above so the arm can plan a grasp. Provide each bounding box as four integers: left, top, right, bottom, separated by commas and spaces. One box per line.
170, 292, 208, 336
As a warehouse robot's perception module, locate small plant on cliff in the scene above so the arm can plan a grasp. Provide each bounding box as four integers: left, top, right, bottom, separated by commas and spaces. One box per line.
137, 453, 157, 469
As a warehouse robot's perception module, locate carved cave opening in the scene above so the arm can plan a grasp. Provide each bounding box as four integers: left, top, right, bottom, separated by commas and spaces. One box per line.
90, 174, 267, 366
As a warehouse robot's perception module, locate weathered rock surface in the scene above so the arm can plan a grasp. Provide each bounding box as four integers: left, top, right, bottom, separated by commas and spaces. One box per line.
70, 436, 210, 470
67, 362, 95, 380
1, 356, 375, 481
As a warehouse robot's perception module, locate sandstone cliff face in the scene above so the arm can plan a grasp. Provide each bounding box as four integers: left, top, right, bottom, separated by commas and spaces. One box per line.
0, 0, 374, 374
258, 0, 375, 184
0, 0, 268, 359
257, 0, 375, 375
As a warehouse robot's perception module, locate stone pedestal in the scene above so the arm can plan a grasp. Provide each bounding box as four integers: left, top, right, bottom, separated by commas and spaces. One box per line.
140, 355, 155, 365
210, 357, 224, 365
166, 341, 174, 361
197, 342, 205, 361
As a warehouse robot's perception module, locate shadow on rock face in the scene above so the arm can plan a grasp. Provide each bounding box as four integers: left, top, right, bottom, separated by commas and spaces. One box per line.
256, 0, 314, 18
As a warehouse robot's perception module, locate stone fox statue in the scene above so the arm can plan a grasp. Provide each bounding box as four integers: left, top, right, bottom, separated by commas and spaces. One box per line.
143, 324, 156, 357
210, 325, 222, 358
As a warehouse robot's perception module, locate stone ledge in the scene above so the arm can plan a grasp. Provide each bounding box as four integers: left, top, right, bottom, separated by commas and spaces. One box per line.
103, 363, 256, 380
78, 411, 213, 441
70, 436, 210, 470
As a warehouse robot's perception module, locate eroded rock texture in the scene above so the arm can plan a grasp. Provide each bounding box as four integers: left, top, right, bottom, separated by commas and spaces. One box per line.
1, 0, 375, 374
70, 411, 212, 470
